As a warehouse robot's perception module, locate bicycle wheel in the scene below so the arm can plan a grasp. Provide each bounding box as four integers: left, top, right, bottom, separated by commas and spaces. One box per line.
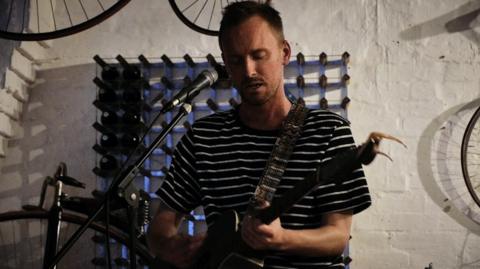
169, 0, 270, 36
461, 105, 480, 208
0, 0, 130, 41
0, 210, 153, 269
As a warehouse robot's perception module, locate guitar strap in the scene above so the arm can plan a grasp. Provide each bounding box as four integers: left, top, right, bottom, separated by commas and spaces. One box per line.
247, 98, 308, 215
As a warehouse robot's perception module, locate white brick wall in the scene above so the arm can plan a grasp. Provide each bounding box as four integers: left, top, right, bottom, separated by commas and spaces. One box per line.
4, 68, 29, 102
10, 49, 36, 83
0, 39, 48, 155
17, 41, 49, 62
0, 0, 479, 268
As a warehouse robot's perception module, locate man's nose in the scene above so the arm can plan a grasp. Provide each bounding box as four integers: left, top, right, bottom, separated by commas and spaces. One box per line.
244, 58, 257, 78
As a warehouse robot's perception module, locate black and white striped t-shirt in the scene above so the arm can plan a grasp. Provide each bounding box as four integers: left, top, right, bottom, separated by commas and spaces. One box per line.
157, 108, 371, 269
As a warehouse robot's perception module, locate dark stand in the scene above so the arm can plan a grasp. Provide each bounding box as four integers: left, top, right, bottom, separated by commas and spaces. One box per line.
47, 101, 194, 269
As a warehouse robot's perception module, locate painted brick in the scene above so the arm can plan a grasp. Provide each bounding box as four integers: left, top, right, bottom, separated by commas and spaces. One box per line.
0, 90, 23, 120
392, 231, 466, 268
17, 41, 49, 62
361, 212, 429, 231
0, 112, 20, 138
351, 247, 410, 269
10, 49, 36, 83
463, 234, 480, 266
37, 39, 53, 49
4, 68, 29, 102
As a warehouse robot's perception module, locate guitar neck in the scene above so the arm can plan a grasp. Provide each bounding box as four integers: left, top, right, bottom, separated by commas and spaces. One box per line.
255, 147, 359, 224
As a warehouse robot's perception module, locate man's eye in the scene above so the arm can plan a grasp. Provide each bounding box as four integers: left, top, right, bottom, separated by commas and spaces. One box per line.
253, 51, 267, 60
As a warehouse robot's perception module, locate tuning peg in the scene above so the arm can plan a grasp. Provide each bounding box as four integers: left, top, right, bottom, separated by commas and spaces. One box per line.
94, 77, 118, 102
183, 54, 196, 68
183, 121, 192, 130
320, 97, 328, 110
148, 92, 164, 107
342, 52, 350, 65
160, 121, 169, 129
206, 53, 218, 67
319, 75, 328, 88
116, 55, 141, 81
161, 54, 175, 68
99, 154, 118, 171
183, 75, 192, 86
207, 98, 219, 111
160, 144, 174, 155
319, 52, 328, 66
139, 167, 152, 177
100, 110, 119, 126
161, 166, 169, 175
296, 75, 305, 89
341, 97, 351, 110
296, 52, 305, 66
160, 99, 169, 110
229, 98, 240, 108
342, 74, 350, 86
138, 54, 151, 68
161, 76, 175, 90
93, 55, 120, 83
99, 132, 118, 148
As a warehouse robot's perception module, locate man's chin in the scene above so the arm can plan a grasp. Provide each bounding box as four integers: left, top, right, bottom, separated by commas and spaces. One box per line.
240, 96, 271, 106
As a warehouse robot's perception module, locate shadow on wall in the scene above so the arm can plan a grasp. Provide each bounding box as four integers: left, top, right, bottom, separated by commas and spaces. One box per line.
417, 98, 480, 267
0, 63, 98, 211
400, 0, 480, 46
417, 98, 480, 234
0, 0, 26, 87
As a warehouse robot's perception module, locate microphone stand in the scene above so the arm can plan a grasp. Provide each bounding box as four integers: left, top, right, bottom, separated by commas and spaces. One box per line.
47, 100, 195, 269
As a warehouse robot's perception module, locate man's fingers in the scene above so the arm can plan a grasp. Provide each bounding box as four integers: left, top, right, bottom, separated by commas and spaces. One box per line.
248, 217, 274, 237
255, 223, 274, 237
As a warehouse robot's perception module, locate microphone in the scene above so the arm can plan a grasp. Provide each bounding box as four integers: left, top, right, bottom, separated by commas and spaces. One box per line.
161, 70, 218, 113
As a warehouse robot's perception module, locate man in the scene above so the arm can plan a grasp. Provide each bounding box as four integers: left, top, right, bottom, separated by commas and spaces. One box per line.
147, 2, 371, 268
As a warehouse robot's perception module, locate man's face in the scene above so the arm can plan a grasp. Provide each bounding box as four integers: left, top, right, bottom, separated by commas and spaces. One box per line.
221, 16, 290, 106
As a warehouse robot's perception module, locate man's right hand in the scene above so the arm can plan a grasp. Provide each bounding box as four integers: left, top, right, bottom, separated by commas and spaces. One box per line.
156, 234, 206, 269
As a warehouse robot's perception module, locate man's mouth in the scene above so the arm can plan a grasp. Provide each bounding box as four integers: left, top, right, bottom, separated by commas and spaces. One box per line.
244, 81, 264, 90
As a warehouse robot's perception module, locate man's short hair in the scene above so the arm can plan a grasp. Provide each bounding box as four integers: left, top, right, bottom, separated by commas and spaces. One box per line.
219, 1, 284, 49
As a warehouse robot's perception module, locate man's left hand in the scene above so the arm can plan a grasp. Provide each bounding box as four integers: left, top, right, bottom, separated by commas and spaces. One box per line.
241, 215, 288, 250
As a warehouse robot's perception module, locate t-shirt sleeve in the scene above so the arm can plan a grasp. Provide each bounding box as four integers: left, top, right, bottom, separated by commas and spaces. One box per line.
315, 121, 372, 215
155, 129, 202, 214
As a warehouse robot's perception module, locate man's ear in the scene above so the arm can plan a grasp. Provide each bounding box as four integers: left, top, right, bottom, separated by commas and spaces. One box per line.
282, 40, 291, 65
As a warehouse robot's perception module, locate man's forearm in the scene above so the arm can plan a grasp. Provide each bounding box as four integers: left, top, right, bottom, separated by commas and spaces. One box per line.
280, 224, 351, 256
242, 211, 353, 257
279, 210, 352, 256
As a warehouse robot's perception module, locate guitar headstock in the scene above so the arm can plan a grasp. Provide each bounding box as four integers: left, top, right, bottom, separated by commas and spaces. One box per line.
356, 132, 407, 165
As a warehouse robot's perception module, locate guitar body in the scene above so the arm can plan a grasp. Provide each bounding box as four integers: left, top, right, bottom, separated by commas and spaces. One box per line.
151, 210, 264, 269
194, 210, 264, 269
153, 141, 382, 269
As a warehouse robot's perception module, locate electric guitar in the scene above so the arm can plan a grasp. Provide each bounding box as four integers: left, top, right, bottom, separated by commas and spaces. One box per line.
153, 132, 405, 269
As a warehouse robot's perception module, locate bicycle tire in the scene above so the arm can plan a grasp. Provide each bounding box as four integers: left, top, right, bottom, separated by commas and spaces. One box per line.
0, 0, 130, 41
461, 105, 480, 208
169, 0, 270, 36
0, 209, 153, 269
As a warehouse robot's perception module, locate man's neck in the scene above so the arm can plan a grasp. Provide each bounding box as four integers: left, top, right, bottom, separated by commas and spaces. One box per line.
238, 97, 292, 131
